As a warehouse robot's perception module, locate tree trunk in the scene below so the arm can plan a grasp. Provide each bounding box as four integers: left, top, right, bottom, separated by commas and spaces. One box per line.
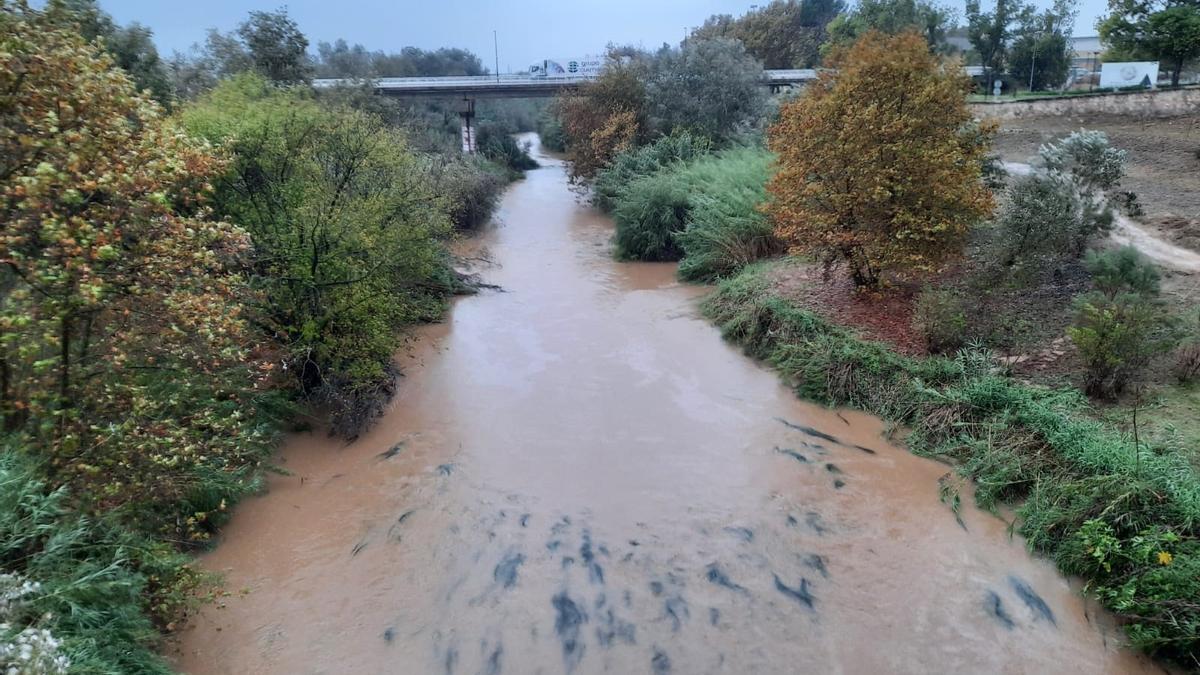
1172, 60, 1182, 87
845, 248, 878, 288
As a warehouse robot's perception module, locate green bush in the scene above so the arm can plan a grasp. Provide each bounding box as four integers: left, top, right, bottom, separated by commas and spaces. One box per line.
593, 132, 712, 213
604, 145, 780, 279
673, 148, 780, 281
994, 172, 1081, 267
612, 174, 691, 261
1172, 311, 1200, 384
1085, 246, 1162, 297
423, 154, 508, 230
536, 106, 567, 153
1178, 342, 1200, 383
913, 287, 968, 353
476, 120, 538, 172
183, 75, 456, 437
702, 261, 1200, 662
0, 448, 187, 674
1068, 248, 1173, 398
1068, 292, 1175, 398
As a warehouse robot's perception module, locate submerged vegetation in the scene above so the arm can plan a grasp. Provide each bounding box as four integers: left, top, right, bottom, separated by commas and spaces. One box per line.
703, 263, 1200, 660
607, 146, 780, 280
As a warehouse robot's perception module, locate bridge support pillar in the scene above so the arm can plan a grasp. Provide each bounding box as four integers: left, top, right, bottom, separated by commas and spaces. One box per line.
459, 97, 476, 154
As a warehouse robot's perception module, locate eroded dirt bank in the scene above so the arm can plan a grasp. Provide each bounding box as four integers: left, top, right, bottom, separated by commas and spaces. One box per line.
174, 135, 1159, 674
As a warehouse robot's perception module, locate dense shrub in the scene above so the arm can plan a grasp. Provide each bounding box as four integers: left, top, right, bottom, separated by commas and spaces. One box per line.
476, 120, 538, 172
1173, 311, 1200, 383
1069, 292, 1174, 398
555, 59, 648, 180
422, 155, 508, 230
0, 8, 280, 524
0, 449, 184, 674
913, 287, 968, 353
537, 106, 567, 152
612, 175, 691, 261
1085, 246, 1161, 297
673, 148, 781, 281
1177, 342, 1200, 383
994, 173, 1082, 267
1115, 190, 1145, 217
183, 75, 455, 437
703, 261, 1200, 662
606, 147, 781, 278
1068, 249, 1174, 399
593, 132, 712, 213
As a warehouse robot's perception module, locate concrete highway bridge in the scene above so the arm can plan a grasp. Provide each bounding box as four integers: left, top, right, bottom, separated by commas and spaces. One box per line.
312, 69, 818, 99
312, 70, 817, 152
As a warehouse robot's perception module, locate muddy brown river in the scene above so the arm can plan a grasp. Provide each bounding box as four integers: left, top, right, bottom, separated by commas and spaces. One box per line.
175, 135, 1161, 674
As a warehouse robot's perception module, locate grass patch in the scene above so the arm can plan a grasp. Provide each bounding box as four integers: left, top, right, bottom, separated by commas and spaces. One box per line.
703, 260, 1200, 663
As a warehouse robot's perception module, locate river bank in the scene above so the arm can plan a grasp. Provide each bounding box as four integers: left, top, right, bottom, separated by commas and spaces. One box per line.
169, 134, 1158, 673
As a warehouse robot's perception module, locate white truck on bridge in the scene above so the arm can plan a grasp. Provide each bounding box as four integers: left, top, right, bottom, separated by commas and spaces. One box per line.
528, 56, 604, 79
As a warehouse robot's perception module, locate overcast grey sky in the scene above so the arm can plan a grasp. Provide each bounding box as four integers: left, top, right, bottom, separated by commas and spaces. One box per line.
95, 0, 1110, 73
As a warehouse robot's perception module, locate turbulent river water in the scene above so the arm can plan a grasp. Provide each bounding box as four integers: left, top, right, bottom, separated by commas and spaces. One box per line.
175, 135, 1160, 674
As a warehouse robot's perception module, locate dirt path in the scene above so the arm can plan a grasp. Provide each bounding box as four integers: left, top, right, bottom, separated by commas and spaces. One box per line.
171, 137, 1157, 674
992, 115, 1200, 246
1003, 161, 1200, 273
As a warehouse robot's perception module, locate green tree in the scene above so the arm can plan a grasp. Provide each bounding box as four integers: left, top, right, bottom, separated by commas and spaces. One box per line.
167, 6, 311, 97
767, 31, 995, 286
1100, 0, 1200, 86
182, 75, 454, 436
237, 7, 311, 83
826, 0, 956, 53
1007, 0, 1076, 90
42, 0, 173, 105
313, 40, 488, 78
690, 0, 844, 68
966, 0, 1030, 91
1040, 129, 1126, 253
646, 38, 766, 143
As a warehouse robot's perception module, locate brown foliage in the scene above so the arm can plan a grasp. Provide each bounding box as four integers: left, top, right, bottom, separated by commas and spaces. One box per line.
554, 57, 648, 180
765, 30, 995, 287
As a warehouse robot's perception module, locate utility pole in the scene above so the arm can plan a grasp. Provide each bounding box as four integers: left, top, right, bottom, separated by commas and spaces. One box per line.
494, 30, 500, 81
1029, 42, 1038, 92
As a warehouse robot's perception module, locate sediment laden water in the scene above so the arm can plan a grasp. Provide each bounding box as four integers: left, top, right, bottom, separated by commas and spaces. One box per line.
174, 135, 1158, 674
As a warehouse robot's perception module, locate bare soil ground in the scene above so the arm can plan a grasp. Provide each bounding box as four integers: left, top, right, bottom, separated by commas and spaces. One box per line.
991, 114, 1200, 251
762, 260, 926, 356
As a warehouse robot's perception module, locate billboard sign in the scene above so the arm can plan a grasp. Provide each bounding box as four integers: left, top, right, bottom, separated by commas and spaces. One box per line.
1099, 62, 1159, 89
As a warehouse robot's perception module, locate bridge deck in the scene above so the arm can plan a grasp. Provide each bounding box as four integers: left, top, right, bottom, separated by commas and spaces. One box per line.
312, 70, 819, 99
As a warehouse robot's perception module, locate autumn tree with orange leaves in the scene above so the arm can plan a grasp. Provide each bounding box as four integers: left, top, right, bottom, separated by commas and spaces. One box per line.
766, 30, 995, 287
555, 56, 649, 180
